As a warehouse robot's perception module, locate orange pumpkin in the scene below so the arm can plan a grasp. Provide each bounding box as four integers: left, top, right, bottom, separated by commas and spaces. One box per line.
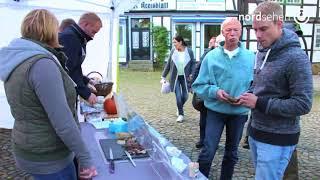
103, 96, 117, 114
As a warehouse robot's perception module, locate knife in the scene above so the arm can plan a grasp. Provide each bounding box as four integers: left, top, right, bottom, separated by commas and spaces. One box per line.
124, 150, 136, 167
109, 148, 115, 174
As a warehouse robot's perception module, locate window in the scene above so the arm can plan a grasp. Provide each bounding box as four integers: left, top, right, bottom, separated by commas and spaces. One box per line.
175, 24, 193, 48
315, 26, 320, 49
131, 18, 151, 60
203, 24, 220, 48
270, 0, 284, 3
207, 0, 224, 2
270, 0, 301, 4
131, 18, 150, 28
286, 0, 301, 4
119, 26, 123, 45
119, 22, 127, 62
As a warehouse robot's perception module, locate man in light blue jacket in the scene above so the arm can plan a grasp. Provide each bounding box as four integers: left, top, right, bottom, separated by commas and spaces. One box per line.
192, 18, 254, 179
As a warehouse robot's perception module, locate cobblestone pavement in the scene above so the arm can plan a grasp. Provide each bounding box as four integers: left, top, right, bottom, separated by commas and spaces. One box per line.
118, 71, 320, 180
0, 128, 32, 179
0, 71, 319, 179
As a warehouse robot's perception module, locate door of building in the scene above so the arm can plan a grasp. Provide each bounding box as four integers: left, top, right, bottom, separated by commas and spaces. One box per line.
131, 18, 150, 60
201, 24, 220, 54
119, 19, 127, 63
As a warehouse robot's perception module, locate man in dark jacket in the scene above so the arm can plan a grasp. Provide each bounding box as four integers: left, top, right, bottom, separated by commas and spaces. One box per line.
192, 36, 216, 149
59, 18, 76, 32
193, 35, 225, 148
239, 2, 313, 179
59, 12, 102, 105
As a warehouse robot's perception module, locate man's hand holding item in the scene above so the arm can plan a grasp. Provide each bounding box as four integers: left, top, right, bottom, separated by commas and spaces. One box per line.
160, 77, 166, 84
216, 89, 231, 103
87, 93, 98, 105
79, 166, 98, 180
239, 93, 257, 108
216, 89, 246, 105
87, 83, 97, 93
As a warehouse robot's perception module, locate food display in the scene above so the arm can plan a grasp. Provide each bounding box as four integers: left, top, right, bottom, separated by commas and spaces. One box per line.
116, 132, 132, 140
124, 137, 147, 155
115, 133, 147, 156
116, 132, 131, 145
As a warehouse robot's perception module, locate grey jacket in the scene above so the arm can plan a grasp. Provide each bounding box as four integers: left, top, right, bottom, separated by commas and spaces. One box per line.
0, 38, 92, 173
251, 28, 313, 139
162, 47, 196, 92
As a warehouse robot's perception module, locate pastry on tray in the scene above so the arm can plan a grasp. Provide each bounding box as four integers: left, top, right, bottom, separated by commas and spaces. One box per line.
116, 132, 133, 140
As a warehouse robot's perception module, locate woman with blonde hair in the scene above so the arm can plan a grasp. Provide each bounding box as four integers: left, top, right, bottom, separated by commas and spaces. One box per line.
0, 9, 96, 179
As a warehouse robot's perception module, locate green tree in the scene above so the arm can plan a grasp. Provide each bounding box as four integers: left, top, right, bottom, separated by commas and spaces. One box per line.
152, 26, 169, 69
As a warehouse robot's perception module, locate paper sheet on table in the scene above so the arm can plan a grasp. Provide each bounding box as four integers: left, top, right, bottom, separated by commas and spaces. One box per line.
89, 121, 111, 129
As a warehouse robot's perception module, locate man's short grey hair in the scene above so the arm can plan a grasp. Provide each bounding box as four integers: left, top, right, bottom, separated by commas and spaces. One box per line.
79, 12, 102, 25
253, 1, 283, 21
221, 17, 241, 30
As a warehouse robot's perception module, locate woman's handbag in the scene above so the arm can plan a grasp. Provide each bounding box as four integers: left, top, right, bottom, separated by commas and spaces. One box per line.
192, 93, 205, 111
161, 81, 171, 94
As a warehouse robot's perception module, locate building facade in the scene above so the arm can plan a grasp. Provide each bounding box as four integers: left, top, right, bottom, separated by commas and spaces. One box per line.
119, 0, 239, 63
119, 0, 320, 64
241, 0, 320, 62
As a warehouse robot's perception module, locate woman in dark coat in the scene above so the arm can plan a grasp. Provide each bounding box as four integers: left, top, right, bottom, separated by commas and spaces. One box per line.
161, 35, 196, 122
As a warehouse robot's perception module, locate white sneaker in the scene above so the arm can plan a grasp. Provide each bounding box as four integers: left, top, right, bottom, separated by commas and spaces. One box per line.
176, 115, 184, 122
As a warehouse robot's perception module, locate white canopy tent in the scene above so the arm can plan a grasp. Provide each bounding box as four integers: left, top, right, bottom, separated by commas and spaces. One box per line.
0, 0, 140, 128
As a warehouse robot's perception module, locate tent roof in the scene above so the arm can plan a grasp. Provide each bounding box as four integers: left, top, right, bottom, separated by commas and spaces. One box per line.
0, 0, 112, 14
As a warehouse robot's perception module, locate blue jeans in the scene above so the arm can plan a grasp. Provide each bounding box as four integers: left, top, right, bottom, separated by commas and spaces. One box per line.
174, 75, 188, 115
198, 109, 247, 179
249, 137, 296, 180
31, 162, 77, 180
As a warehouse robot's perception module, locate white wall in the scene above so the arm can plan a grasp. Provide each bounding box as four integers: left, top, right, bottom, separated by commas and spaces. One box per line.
0, 82, 14, 129
0, 7, 30, 129
0, 0, 112, 77
0, 1, 112, 128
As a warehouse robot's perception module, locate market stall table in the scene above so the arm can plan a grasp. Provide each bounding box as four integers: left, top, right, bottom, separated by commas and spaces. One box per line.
79, 95, 206, 180
81, 122, 181, 180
